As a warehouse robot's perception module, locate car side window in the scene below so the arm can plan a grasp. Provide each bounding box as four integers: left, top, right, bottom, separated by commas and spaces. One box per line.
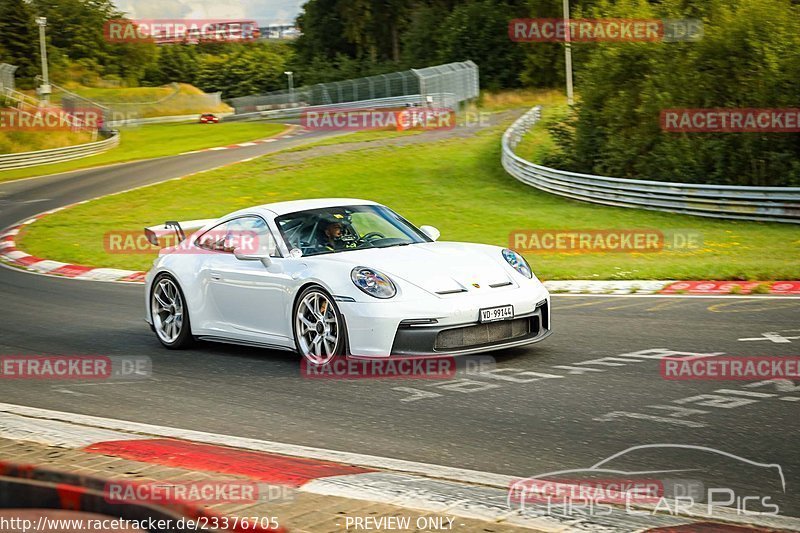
196, 220, 230, 252
239, 216, 281, 257
196, 216, 281, 257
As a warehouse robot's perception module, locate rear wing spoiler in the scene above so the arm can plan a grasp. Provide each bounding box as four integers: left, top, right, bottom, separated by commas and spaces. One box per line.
144, 219, 217, 247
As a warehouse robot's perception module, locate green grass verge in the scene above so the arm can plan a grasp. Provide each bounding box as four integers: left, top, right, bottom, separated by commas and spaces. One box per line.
284, 127, 426, 153
18, 115, 799, 279
32, 83, 233, 117
479, 88, 566, 112
0, 122, 287, 183
0, 129, 94, 154
513, 102, 570, 164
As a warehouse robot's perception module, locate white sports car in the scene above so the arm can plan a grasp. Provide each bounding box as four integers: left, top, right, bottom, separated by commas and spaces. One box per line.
144, 199, 551, 365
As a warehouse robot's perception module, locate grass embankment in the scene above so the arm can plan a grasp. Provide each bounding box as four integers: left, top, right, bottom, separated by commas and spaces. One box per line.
18, 96, 799, 280
512, 101, 570, 164
0, 130, 95, 154
0, 122, 288, 183
38, 83, 232, 117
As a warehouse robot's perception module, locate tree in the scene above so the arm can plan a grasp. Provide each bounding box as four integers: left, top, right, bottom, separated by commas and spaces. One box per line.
0, 0, 38, 84
436, 0, 529, 89
548, 0, 800, 186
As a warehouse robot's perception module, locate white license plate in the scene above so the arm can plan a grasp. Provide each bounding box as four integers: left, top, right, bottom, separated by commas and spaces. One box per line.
480, 305, 514, 323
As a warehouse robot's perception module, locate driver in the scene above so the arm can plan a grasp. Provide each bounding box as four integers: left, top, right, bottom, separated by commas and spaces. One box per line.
320, 216, 353, 251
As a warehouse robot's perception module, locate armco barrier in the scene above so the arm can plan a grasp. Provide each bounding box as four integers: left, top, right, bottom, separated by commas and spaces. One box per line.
228, 94, 434, 122
106, 112, 234, 127
502, 106, 800, 223
0, 131, 119, 171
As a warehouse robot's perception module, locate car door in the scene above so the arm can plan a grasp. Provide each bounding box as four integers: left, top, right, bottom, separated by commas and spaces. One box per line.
197, 216, 292, 345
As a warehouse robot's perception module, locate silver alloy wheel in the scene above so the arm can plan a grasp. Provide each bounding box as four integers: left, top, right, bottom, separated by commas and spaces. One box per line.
295, 290, 339, 365
151, 278, 184, 344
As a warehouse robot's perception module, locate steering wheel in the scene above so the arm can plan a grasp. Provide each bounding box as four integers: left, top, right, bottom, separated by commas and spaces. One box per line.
361, 232, 386, 241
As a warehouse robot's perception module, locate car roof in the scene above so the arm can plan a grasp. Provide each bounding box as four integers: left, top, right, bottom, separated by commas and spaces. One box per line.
252, 198, 381, 217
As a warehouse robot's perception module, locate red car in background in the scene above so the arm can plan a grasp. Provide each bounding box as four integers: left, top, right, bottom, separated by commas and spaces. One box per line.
199, 113, 219, 124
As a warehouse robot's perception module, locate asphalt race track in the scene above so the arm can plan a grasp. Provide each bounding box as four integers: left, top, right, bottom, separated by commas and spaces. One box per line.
1, 133, 798, 518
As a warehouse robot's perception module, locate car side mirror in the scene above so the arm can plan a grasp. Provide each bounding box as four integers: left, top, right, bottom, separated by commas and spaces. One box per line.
233, 247, 272, 267
419, 225, 440, 241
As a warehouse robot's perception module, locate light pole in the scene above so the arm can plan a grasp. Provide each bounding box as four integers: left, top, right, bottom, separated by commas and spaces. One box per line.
563, 0, 574, 106
36, 17, 51, 105
284, 71, 294, 104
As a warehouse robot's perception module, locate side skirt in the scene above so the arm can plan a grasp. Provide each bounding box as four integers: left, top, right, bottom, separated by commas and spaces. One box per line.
196, 335, 297, 352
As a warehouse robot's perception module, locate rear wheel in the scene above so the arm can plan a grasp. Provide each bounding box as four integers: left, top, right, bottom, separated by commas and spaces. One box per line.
293, 287, 344, 366
151, 274, 193, 349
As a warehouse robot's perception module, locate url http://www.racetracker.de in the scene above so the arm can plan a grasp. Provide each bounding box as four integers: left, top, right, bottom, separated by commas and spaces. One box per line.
0, 515, 281, 532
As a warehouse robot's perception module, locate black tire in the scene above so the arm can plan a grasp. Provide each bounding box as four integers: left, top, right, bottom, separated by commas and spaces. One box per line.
292, 285, 346, 366
150, 273, 194, 349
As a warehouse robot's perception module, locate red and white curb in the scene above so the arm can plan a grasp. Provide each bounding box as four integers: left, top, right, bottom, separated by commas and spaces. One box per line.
4, 217, 800, 295
3, 212, 800, 293
1, 403, 797, 532
545, 279, 800, 295
179, 127, 308, 155
0, 209, 146, 283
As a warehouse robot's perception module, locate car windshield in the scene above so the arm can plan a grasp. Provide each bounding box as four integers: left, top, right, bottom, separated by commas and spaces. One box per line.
275, 204, 429, 256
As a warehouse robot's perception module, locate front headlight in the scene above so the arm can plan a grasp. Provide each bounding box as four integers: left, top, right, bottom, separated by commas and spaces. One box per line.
502, 249, 533, 279
351, 267, 397, 299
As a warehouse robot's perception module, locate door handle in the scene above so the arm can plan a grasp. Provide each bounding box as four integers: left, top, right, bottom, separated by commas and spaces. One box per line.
210, 272, 222, 281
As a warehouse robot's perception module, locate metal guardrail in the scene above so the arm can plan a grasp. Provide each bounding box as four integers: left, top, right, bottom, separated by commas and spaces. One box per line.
0, 131, 120, 171
2, 87, 99, 134
229, 61, 478, 115
106, 112, 234, 127
502, 106, 800, 224
227, 94, 432, 122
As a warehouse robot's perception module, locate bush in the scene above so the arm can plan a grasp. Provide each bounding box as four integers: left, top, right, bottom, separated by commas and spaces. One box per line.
547, 0, 800, 186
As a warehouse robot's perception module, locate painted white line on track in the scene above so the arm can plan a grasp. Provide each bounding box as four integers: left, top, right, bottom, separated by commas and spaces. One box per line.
0, 402, 515, 487
0, 126, 298, 186
0, 412, 146, 447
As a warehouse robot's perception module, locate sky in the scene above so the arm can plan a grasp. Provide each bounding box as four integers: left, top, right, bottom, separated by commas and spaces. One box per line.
111, 0, 305, 25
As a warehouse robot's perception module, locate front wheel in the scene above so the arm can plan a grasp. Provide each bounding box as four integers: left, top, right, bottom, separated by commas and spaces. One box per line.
151, 274, 193, 349
293, 287, 344, 366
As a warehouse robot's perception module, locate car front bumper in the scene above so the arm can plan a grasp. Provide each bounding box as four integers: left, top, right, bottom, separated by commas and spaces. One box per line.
337, 284, 551, 358
389, 300, 550, 357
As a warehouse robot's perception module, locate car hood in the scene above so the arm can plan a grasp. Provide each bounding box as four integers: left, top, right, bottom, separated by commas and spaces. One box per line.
311, 241, 516, 295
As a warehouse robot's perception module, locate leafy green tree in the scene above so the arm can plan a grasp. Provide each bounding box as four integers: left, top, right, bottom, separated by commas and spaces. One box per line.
294, 0, 355, 64
0, 0, 38, 84
436, 0, 529, 89
548, 0, 800, 186
195, 42, 291, 98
